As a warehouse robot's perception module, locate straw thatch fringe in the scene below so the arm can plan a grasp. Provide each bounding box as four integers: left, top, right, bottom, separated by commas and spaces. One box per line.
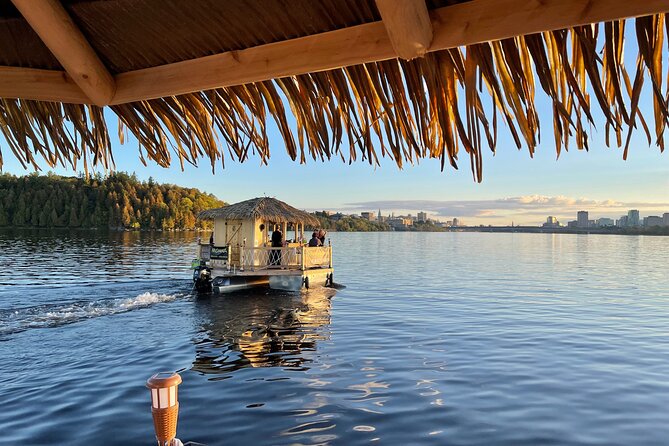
198, 197, 320, 226
0, 15, 666, 181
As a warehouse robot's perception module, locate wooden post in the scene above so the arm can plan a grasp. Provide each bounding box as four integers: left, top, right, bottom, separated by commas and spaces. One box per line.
11, 0, 116, 105
281, 222, 287, 267
375, 0, 433, 60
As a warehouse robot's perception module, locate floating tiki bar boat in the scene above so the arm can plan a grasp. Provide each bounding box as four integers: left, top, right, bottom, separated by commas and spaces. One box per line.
193, 198, 333, 293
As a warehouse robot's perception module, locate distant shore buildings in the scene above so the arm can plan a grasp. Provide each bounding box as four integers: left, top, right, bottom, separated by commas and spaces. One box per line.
322, 209, 668, 230
577, 211, 589, 228
561, 209, 668, 229
542, 216, 560, 228
344, 209, 465, 230
360, 211, 375, 221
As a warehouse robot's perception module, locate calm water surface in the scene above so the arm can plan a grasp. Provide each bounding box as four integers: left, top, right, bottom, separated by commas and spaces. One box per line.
0, 230, 668, 445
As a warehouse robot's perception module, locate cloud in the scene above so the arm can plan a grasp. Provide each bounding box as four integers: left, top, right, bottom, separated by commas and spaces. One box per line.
342, 195, 669, 224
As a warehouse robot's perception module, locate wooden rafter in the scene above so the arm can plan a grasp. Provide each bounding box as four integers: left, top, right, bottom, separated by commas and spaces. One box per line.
10, 0, 116, 106
1, 0, 669, 105
375, 0, 433, 60
111, 20, 394, 105
0, 66, 88, 103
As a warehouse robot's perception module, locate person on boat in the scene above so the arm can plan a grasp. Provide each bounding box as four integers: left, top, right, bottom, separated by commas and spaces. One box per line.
308, 231, 322, 247
270, 226, 283, 265
317, 229, 327, 245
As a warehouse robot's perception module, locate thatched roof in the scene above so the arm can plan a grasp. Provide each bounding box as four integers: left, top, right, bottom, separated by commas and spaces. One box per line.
198, 197, 320, 226
0, 0, 667, 181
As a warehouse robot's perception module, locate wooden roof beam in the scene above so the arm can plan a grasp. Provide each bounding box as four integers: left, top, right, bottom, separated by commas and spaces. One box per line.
375, 0, 433, 60
11, 0, 116, 106
429, 0, 669, 50
0, 66, 89, 103
111, 20, 395, 104
112, 0, 669, 104
2, 0, 669, 105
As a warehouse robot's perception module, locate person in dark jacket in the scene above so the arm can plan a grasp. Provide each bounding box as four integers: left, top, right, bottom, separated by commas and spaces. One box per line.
308, 231, 322, 247
270, 227, 283, 265
271, 227, 283, 247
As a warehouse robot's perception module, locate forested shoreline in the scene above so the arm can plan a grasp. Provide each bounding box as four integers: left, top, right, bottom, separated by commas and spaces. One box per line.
0, 173, 224, 230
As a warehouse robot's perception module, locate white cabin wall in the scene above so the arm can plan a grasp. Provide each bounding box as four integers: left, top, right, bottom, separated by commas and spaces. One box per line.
215, 219, 243, 246
240, 220, 255, 248
213, 218, 227, 246
251, 218, 265, 247
213, 218, 265, 247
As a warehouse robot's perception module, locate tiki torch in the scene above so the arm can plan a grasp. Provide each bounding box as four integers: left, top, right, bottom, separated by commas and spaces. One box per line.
147, 372, 182, 446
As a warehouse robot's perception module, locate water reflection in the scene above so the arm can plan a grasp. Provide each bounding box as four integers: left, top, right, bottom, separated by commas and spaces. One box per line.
191, 287, 334, 374
0, 228, 197, 287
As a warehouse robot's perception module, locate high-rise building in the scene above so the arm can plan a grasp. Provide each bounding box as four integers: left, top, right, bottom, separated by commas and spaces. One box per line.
663, 213, 669, 227
417, 212, 427, 222
644, 216, 663, 227
577, 211, 589, 228
627, 209, 640, 226
543, 216, 559, 228
452, 218, 460, 227
617, 216, 628, 227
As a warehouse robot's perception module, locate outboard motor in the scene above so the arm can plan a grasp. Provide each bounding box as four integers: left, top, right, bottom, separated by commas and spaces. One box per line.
193, 263, 213, 293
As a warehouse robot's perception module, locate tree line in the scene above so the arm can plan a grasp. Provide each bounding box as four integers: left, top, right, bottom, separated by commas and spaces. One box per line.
312, 212, 391, 232
311, 212, 449, 232
0, 172, 224, 230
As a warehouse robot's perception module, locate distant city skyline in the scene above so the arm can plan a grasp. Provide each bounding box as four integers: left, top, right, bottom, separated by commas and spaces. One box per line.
336, 206, 669, 228
333, 196, 669, 226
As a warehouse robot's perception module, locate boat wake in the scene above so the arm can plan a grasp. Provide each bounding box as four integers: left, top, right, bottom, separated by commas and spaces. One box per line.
0, 292, 184, 337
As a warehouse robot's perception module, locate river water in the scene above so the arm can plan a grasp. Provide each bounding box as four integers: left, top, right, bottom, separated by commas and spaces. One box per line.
0, 230, 667, 445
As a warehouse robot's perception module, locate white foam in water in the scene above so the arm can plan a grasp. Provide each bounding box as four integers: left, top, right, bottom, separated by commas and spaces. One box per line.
119, 292, 180, 309
1, 292, 182, 335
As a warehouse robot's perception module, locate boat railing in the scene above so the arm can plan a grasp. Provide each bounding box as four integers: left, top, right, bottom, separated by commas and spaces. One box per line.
199, 243, 332, 271
303, 246, 331, 269
240, 246, 300, 271
237, 246, 332, 271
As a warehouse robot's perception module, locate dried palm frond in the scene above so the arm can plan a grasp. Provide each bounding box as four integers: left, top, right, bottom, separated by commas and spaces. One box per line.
0, 14, 666, 181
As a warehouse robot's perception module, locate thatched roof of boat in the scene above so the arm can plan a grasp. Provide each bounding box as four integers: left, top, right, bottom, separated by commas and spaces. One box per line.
0, 0, 667, 181
198, 197, 320, 226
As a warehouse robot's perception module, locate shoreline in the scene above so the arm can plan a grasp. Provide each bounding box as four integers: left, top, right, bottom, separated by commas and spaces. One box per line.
1, 226, 667, 236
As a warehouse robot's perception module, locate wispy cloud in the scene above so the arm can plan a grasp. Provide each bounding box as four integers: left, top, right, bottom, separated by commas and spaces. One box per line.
340, 195, 669, 225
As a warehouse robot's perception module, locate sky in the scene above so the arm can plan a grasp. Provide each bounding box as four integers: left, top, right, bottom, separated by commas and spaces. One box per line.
2, 111, 666, 226
2, 40, 668, 226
